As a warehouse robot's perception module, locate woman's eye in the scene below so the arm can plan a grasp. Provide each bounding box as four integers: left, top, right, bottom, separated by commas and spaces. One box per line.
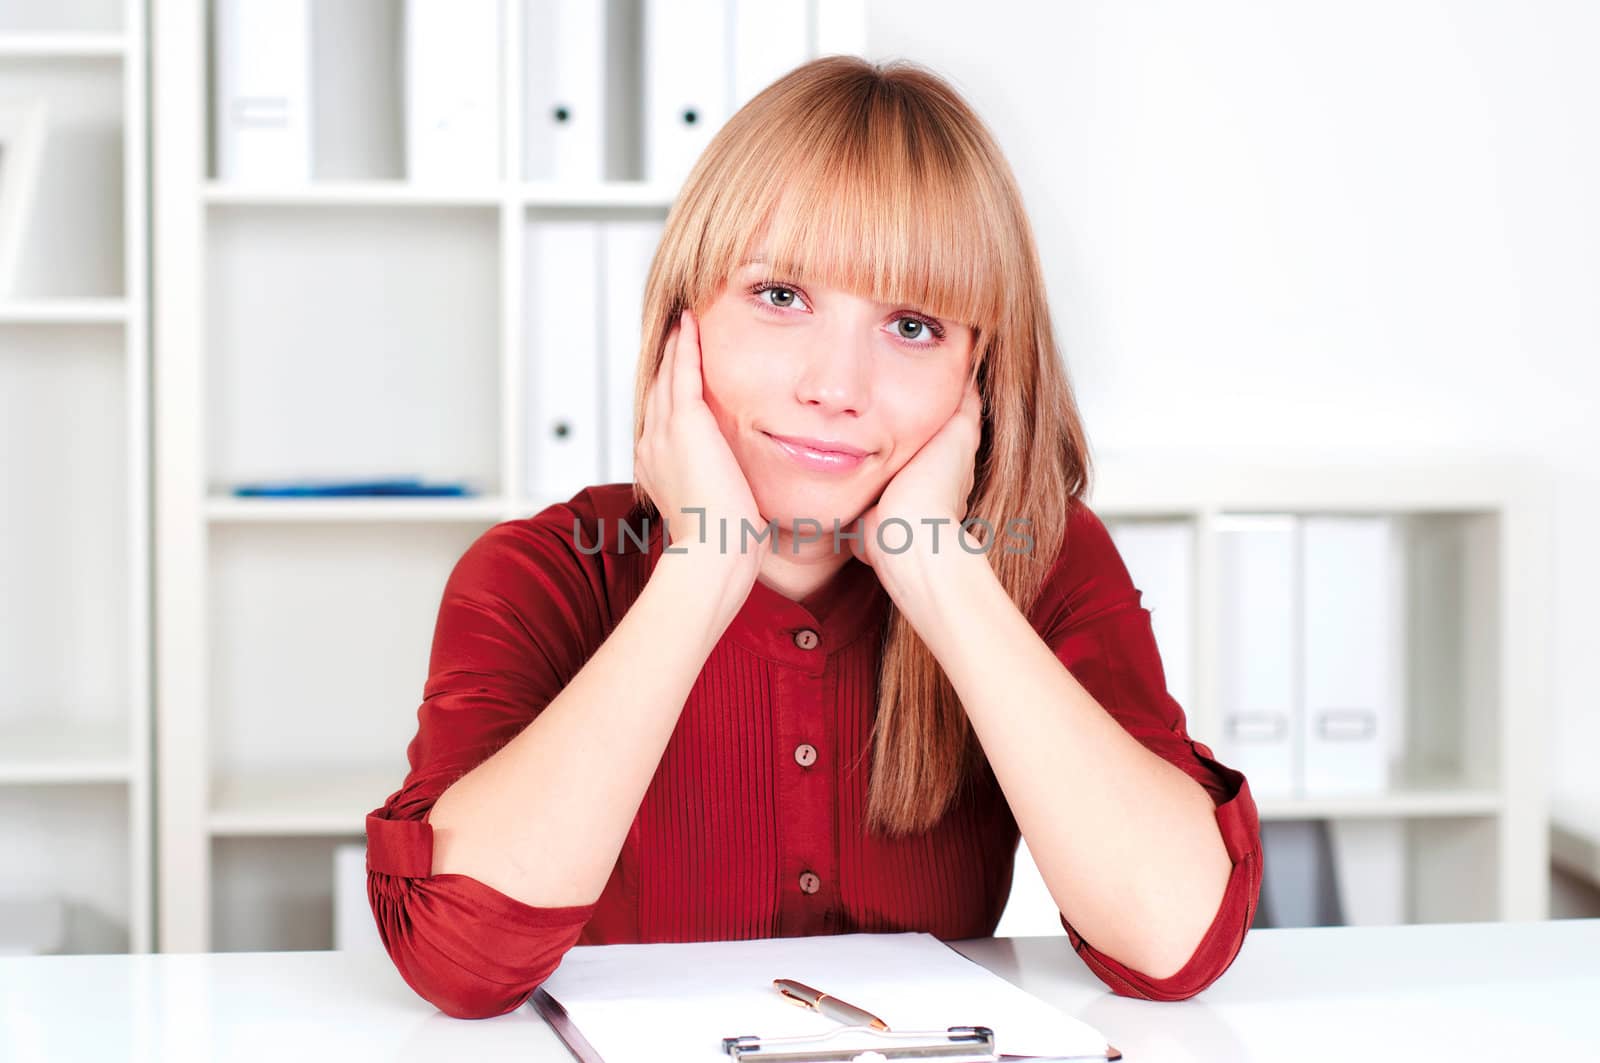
753, 284, 809, 312
895, 318, 930, 342
890, 314, 947, 345
748, 283, 946, 346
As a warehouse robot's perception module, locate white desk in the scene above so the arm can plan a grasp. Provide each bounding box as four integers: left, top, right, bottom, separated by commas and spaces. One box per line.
3, 921, 1597, 1061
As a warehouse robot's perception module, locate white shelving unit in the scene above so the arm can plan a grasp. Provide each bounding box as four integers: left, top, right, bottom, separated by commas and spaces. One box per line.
153, 0, 870, 952
995, 449, 1553, 938
1089, 449, 1554, 924
0, 0, 152, 954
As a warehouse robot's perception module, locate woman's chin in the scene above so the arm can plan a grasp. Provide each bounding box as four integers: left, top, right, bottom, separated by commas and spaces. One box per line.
750, 484, 866, 535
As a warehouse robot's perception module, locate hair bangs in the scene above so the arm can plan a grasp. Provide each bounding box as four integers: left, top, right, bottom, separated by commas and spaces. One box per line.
691, 79, 1008, 344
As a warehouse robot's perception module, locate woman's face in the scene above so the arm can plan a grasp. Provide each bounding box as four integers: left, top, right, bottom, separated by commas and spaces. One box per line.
695, 256, 977, 533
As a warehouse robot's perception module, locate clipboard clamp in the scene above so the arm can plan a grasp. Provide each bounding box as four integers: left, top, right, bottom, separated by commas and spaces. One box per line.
721, 1023, 997, 1062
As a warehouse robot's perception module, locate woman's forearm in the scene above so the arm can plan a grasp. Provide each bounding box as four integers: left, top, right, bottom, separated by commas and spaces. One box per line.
427, 548, 751, 907
886, 543, 1233, 980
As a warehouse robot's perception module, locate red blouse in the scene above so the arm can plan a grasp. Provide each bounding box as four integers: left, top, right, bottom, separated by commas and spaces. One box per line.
366, 482, 1262, 1019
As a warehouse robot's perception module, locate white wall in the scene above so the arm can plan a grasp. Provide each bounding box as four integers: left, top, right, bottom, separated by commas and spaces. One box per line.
864, 1, 1600, 806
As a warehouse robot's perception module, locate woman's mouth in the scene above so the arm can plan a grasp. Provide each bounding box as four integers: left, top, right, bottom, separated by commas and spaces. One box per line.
763, 432, 870, 473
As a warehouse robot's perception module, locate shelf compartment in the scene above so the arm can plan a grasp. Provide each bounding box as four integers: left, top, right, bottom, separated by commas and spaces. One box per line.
0, 57, 126, 298
207, 521, 490, 778
1, 328, 131, 751
1098, 499, 1504, 805
205, 205, 501, 495
1261, 815, 1501, 928
0, 784, 131, 953
211, 835, 349, 951
206, 0, 406, 183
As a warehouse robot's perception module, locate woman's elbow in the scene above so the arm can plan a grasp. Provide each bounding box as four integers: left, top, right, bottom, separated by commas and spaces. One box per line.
421, 975, 544, 1021
367, 869, 580, 1019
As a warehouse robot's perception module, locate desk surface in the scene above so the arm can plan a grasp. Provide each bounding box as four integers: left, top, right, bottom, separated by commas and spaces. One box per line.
3, 920, 1597, 1062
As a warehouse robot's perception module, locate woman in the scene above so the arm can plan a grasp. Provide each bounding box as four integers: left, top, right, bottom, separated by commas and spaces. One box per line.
366, 55, 1262, 1020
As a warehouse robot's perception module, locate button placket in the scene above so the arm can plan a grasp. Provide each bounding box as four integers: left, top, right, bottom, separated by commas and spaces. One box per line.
772, 639, 838, 937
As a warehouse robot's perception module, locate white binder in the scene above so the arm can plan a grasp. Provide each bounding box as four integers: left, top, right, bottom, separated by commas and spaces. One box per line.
600, 220, 665, 484
730, 1, 814, 113
213, 0, 312, 181
1301, 515, 1402, 795
1216, 514, 1299, 799
1105, 518, 1197, 715
524, 0, 606, 182
643, 0, 730, 188
527, 221, 603, 503
404, 0, 501, 183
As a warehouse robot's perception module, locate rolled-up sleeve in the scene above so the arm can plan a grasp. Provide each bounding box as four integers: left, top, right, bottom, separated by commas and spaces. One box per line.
366, 499, 610, 1019
1030, 500, 1264, 1001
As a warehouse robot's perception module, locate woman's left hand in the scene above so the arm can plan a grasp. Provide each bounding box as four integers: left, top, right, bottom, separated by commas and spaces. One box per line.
847, 376, 984, 571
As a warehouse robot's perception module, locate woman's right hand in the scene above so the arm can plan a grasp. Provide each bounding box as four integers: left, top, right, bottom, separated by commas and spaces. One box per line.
634, 307, 766, 584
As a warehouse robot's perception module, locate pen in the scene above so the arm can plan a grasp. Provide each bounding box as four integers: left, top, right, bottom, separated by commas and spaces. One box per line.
773, 978, 890, 1031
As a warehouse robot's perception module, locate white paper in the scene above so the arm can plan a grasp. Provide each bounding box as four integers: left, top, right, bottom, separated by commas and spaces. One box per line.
537, 931, 1113, 1062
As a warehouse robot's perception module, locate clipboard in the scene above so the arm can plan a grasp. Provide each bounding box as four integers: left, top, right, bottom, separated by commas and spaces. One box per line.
532, 987, 606, 1063
534, 988, 1122, 1063
529, 933, 1123, 1063
723, 1023, 997, 1061
722, 1025, 1122, 1063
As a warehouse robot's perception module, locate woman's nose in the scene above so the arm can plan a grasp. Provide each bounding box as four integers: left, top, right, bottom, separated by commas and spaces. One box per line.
793, 321, 872, 415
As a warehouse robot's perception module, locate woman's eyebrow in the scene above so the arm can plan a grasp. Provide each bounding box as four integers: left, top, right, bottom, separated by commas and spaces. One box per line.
736, 256, 952, 319
738, 263, 947, 312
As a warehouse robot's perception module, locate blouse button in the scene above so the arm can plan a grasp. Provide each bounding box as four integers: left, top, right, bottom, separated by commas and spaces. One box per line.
793, 628, 820, 650
798, 871, 821, 894
794, 743, 817, 767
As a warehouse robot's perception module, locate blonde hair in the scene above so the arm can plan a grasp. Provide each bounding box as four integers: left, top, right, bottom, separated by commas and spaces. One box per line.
629, 56, 1093, 837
